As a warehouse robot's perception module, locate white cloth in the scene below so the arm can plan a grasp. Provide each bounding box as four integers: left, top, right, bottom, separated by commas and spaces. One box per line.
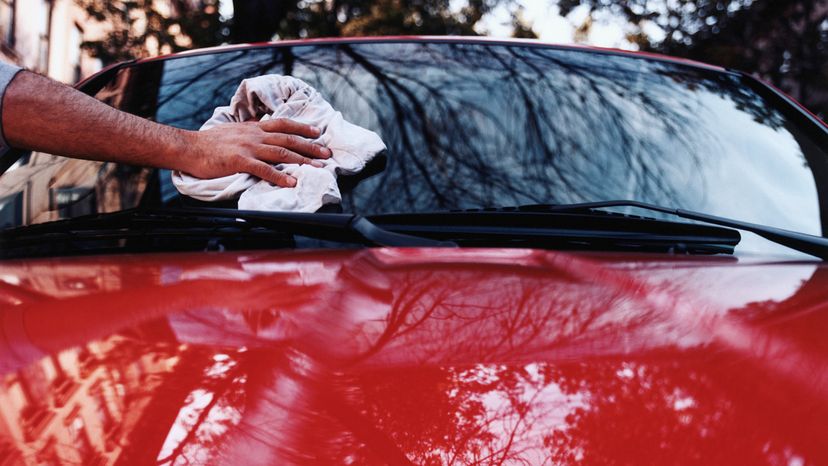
172, 75, 386, 212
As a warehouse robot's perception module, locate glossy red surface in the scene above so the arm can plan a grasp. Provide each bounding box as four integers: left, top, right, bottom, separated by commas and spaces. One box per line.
2, 248, 828, 464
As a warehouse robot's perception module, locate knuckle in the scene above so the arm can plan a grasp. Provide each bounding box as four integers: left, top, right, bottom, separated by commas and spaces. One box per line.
275, 147, 290, 158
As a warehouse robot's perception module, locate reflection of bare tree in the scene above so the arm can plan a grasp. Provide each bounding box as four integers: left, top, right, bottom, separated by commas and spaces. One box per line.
322, 43, 716, 212
4, 41, 821, 235
95, 42, 794, 217
189, 251, 828, 465
161, 252, 677, 465
545, 353, 828, 465
6, 251, 828, 464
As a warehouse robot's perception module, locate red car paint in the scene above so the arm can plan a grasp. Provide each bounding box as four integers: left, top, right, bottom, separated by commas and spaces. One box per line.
2, 248, 828, 464
4, 36, 826, 465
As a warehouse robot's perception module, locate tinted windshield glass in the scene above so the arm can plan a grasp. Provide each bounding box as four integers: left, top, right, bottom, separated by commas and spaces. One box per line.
1, 41, 826, 255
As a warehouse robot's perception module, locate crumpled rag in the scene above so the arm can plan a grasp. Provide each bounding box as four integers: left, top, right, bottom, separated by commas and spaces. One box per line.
172, 75, 386, 212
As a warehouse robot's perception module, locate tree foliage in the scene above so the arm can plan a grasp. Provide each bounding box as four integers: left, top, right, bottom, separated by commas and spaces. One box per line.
76, 0, 513, 63
249, 0, 504, 40
77, 0, 827, 117
76, 0, 225, 63
560, 0, 828, 118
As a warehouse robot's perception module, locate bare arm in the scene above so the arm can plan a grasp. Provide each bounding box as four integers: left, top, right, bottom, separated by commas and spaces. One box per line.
2, 71, 332, 187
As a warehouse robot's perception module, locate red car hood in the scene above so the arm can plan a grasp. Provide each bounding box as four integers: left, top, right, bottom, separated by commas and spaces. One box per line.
1, 248, 827, 465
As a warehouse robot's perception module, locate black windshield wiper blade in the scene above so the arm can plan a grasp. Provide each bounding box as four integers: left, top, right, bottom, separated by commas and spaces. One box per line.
0, 207, 455, 259
179, 207, 456, 248
516, 200, 828, 260
370, 208, 741, 255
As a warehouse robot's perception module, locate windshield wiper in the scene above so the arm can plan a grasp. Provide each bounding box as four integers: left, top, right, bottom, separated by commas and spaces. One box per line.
511, 200, 828, 260
370, 206, 741, 255
0, 207, 455, 259
8, 201, 811, 260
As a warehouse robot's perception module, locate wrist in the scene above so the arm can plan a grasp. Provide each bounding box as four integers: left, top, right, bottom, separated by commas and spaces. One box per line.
164, 128, 200, 173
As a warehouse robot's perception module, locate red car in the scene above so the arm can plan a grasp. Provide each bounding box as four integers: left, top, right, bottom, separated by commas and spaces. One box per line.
1, 37, 828, 465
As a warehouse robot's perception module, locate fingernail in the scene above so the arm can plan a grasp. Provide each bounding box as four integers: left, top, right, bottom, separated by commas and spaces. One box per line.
312, 126, 322, 135
323, 147, 333, 156
286, 176, 297, 187
311, 160, 325, 168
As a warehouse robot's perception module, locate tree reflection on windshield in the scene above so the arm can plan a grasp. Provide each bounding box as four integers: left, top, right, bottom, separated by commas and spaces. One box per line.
1, 41, 825, 252
128, 42, 820, 226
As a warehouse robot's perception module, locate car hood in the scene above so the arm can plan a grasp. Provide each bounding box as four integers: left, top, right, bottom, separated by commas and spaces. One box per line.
1, 248, 828, 465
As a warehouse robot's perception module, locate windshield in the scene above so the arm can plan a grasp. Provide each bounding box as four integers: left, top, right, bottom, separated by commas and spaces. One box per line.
1, 40, 827, 255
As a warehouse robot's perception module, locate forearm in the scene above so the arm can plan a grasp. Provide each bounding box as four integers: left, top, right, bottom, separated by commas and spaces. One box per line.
2, 70, 194, 171
1, 70, 331, 187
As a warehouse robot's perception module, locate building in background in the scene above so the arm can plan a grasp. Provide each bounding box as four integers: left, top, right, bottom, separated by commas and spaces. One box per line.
0, 0, 193, 84
0, 0, 102, 83
0, 0, 183, 234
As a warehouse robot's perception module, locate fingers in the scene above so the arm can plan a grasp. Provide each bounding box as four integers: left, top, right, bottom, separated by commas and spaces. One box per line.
256, 145, 325, 168
259, 118, 322, 139
264, 133, 332, 159
236, 157, 297, 187
197, 118, 333, 187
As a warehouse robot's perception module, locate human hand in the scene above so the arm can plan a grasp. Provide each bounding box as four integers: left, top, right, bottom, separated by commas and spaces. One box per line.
185, 118, 332, 187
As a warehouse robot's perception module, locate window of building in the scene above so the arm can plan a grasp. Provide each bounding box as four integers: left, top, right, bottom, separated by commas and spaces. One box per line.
69, 23, 83, 83
66, 414, 96, 463
36, 0, 53, 73
0, 192, 22, 229
90, 383, 116, 436
36, 438, 61, 466
0, 0, 14, 47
